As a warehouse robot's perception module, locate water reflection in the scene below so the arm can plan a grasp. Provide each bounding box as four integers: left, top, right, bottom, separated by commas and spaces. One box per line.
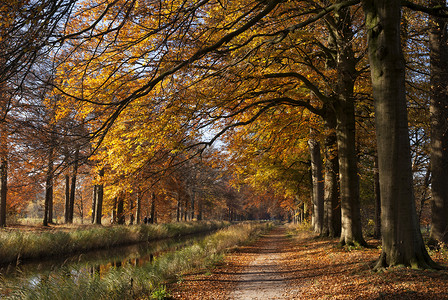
0, 233, 207, 286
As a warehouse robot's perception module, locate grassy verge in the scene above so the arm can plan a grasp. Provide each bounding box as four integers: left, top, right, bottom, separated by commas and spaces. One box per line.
0, 221, 228, 265
1, 221, 271, 299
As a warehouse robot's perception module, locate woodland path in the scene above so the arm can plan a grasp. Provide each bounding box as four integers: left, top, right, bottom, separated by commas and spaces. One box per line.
169, 225, 448, 299
170, 225, 301, 299
227, 226, 290, 299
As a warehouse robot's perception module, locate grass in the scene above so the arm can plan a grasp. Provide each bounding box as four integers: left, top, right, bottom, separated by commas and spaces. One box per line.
0, 221, 228, 265
0, 221, 271, 299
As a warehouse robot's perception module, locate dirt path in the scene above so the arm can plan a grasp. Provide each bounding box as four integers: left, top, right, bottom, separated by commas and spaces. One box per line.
170, 225, 448, 299
228, 227, 289, 299
170, 226, 295, 299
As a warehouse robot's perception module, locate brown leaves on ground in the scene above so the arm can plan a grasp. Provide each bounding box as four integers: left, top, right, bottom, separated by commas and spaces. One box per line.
169, 227, 448, 299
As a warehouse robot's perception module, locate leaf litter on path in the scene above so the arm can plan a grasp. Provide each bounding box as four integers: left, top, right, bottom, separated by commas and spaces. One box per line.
169, 226, 448, 299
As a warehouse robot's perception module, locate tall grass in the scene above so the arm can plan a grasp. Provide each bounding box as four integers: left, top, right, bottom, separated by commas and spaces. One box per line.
0, 221, 228, 265
1, 222, 271, 300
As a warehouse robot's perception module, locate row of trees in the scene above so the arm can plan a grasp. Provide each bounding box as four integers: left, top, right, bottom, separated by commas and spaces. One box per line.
0, 0, 447, 270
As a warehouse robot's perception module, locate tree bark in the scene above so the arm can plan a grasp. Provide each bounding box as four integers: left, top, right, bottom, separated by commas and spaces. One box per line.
373, 156, 381, 239
135, 188, 142, 224
308, 138, 324, 235
363, 0, 439, 269
323, 113, 341, 237
428, 0, 448, 246
68, 148, 79, 223
91, 185, 97, 224
150, 192, 156, 224
0, 156, 7, 228
93, 168, 104, 225
64, 173, 70, 223
43, 147, 54, 227
117, 192, 125, 225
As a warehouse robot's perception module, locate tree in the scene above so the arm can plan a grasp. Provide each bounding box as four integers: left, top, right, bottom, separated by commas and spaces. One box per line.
308, 136, 324, 234
428, 0, 448, 246
363, 0, 438, 269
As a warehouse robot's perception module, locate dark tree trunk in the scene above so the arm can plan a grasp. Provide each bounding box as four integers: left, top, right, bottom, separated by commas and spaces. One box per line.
363, 0, 439, 269
135, 189, 142, 224
373, 156, 381, 239
330, 6, 365, 246
0, 157, 7, 228
117, 192, 125, 225
93, 168, 104, 225
176, 194, 181, 222
323, 113, 341, 237
308, 138, 324, 235
190, 188, 195, 221
64, 173, 70, 223
150, 192, 156, 224
197, 196, 203, 221
91, 185, 97, 224
43, 147, 54, 226
68, 148, 79, 223
429, 0, 448, 246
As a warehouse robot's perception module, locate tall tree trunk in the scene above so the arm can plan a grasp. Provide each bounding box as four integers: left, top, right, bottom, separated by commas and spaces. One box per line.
91, 185, 97, 224
190, 188, 195, 221
135, 188, 142, 224
64, 173, 70, 223
373, 156, 381, 239
363, 0, 438, 269
197, 196, 203, 221
429, 0, 448, 246
308, 138, 324, 235
176, 194, 181, 222
0, 155, 7, 228
323, 113, 341, 237
117, 192, 125, 225
43, 147, 54, 226
330, 5, 366, 246
0, 125, 7, 228
93, 168, 104, 225
150, 192, 156, 224
68, 148, 79, 224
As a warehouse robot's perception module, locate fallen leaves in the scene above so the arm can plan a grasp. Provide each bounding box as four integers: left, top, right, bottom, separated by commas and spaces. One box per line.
170, 226, 448, 299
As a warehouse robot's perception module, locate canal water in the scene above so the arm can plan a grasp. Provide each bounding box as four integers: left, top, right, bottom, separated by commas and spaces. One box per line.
0, 232, 209, 288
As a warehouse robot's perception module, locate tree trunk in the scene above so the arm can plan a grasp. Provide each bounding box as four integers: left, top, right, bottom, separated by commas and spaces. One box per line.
68, 148, 79, 224
93, 168, 104, 225
429, 0, 448, 246
363, 0, 438, 269
117, 192, 125, 225
150, 192, 156, 224
0, 156, 7, 228
197, 196, 203, 221
176, 194, 181, 222
308, 138, 324, 235
135, 188, 142, 224
0, 126, 7, 228
373, 156, 381, 239
64, 173, 70, 223
323, 113, 341, 237
330, 5, 365, 246
91, 185, 97, 224
43, 147, 54, 227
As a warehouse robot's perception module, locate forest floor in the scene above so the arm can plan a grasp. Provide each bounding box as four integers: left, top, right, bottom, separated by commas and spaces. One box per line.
169, 226, 448, 299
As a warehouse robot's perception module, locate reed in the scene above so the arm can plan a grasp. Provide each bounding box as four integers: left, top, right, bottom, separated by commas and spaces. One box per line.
1, 222, 271, 300
0, 221, 228, 265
